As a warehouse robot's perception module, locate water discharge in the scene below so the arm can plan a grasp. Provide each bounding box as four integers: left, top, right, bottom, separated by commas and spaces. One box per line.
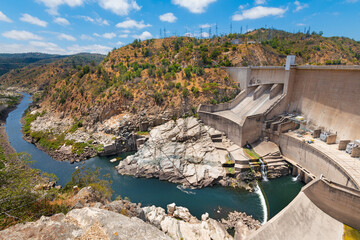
5, 93, 304, 221
292, 174, 300, 182
254, 184, 268, 224
259, 158, 269, 182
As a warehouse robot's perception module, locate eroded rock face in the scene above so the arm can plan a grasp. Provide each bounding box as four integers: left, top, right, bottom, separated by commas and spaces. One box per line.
143, 203, 233, 240
116, 117, 226, 188
221, 211, 261, 240
0, 207, 171, 240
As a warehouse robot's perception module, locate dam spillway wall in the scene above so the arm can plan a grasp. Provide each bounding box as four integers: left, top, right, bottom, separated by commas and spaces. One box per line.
287, 66, 360, 141
223, 65, 360, 142
273, 133, 358, 189
248, 178, 360, 240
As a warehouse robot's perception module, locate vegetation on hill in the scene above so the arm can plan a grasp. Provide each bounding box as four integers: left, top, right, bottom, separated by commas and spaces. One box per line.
0, 53, 105, 90
2, 28, 360, 127
0, 53, 67, 77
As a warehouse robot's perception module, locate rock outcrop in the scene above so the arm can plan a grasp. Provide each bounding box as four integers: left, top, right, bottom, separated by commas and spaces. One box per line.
0, 207, 171, 240
221, 211, 261, 240
143, 203, 233, 240
116, 117, 227, 188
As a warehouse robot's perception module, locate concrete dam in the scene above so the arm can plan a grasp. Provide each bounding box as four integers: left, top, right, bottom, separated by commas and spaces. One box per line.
198, 61, 360, 239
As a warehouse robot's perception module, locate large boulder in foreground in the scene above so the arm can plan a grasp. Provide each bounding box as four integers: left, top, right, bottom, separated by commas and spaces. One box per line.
116, 117, 227, 188
0, 207, 170, 240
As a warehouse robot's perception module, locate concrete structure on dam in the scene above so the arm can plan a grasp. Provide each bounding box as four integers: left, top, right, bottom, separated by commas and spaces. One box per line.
198, 59, 360, 238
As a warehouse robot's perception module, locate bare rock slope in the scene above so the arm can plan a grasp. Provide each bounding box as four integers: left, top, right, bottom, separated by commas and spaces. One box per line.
116, 117, 229, 188
0, 207, 171, 240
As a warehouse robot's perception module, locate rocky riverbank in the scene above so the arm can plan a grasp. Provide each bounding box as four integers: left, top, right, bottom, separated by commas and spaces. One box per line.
0, 186, 261, 240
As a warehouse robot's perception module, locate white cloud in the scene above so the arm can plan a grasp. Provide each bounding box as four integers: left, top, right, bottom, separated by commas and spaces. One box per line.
30, 41, 67, 53
116, 19, 151, 29
345, 0, 358, 3
58, 33, 76, 41
200, 32, 209, 38
132, 31, 153, 40
200, 23, 212, 28
172, 0, 217, 14
297, 23, 306, 26
54, 17, 70, 26
80, 34, 94, 41
2, 30, 43, 40
0, 42, 111, 55
116, 41, 125, 46
93, 32, 117, 39
159, 13, 177, 23
255, 0, 266, 5
294, 1, 309, 12
79, 16, 109, 26
0, 42, 66, 54
20, 14, 47, 27
0, 11, 12, 23
118, 34, 129, 38
36, 0, 84, 15
184, 33, 194, 37
102, 32, 117, 39
232, 6, 287, 21
67, 44, 112, 54
239, 4, 249, 10
98, 0, 141, 16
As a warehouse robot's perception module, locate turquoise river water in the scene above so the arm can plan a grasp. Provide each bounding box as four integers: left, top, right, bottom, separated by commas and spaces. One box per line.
5, 94, 303, 222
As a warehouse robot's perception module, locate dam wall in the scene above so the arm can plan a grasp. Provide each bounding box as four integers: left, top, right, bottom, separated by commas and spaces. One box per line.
248, 178, 360, 240
303, 179, 360, 230
273, 133, 358, 189
225, 65, 360, 141
287, 66, 360, 141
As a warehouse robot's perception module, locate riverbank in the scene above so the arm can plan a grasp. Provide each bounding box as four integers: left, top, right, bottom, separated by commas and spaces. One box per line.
0, 185, 262, 240
0, 125, 17, 157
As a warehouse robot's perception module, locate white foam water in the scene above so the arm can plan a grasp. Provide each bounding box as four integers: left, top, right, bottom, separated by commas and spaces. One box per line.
255, 184, 268, 224
176, 185, 196, 195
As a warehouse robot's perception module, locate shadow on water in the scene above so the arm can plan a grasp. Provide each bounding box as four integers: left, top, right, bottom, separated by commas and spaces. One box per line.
5, 93, 304, 220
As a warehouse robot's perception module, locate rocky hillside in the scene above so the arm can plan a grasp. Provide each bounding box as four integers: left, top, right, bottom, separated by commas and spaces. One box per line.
3, 29, 360, 123
2, 29, 360, 162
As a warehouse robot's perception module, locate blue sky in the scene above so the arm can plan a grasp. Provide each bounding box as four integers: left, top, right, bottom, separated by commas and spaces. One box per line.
0, 0, 359, 55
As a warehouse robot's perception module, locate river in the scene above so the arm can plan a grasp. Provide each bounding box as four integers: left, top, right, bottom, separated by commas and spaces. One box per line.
5, 93, 303, 222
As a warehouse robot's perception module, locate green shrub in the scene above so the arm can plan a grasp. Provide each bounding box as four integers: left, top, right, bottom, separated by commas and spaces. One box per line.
182, 88, 189, 98
184, 66, 192, 79
154, 91, 164, 104
64, 167, 113, 200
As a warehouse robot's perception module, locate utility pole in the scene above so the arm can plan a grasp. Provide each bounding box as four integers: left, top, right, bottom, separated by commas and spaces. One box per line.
160, 28, 162, 38
209, 27, 212, 38
164, 28, 167, 38
200, 27, 203, 39
230, 23, 232, 34
215, 24, 218, 37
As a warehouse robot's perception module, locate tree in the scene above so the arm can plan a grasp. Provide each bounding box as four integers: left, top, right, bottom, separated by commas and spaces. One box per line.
0, 152, 65, 230
184, 66, 192, 79
64, 167, 113, 201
